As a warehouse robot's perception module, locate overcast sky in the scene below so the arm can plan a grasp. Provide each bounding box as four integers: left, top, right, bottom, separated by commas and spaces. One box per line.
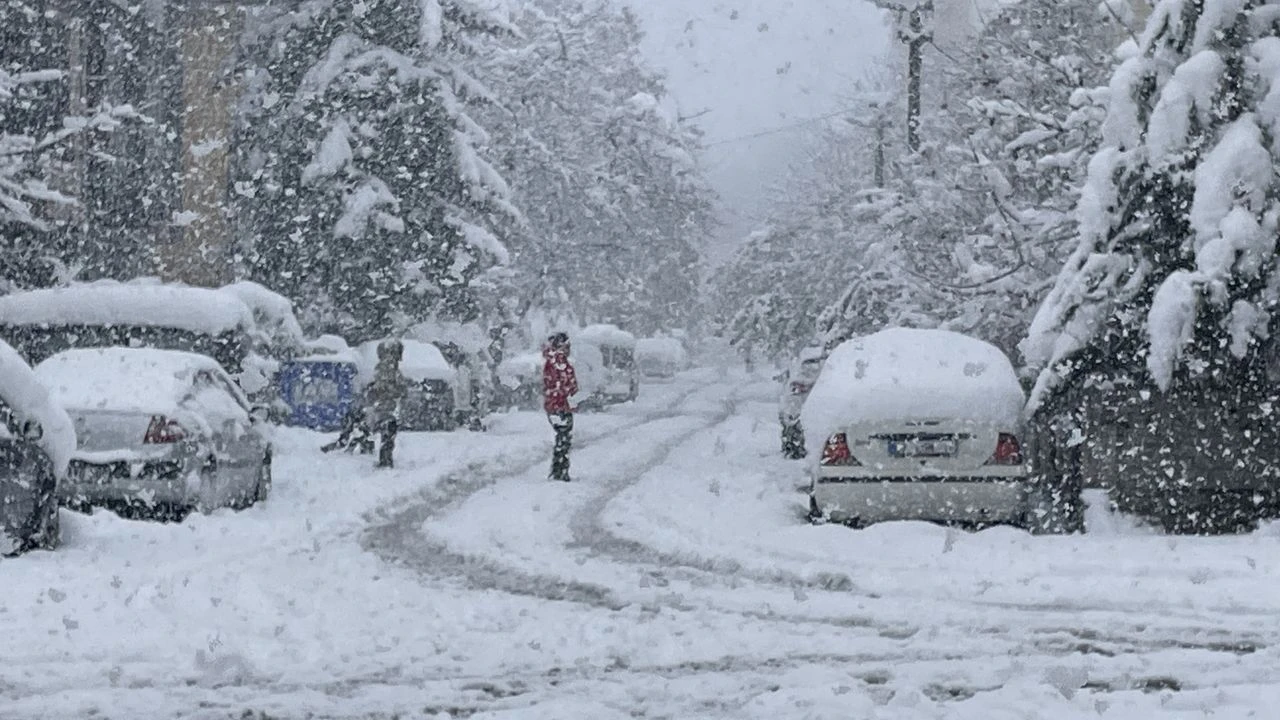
623, 0, 892, 263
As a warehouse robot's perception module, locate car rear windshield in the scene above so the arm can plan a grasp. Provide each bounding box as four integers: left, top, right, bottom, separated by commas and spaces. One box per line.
0, 323, 248, 373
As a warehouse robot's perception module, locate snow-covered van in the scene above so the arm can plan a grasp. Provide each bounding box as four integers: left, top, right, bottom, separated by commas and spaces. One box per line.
803, 328, 1078, 532
575, 324, 639, 405
0, 281, 258, 376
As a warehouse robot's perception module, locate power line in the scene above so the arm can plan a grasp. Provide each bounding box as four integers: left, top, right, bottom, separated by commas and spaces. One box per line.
703, 102, 889, 147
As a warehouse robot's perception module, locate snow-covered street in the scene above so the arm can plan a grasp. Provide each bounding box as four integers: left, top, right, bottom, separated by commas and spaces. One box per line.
1, 369, 1278, 719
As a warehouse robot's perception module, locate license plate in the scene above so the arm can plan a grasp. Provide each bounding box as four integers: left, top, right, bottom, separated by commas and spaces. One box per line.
888, 438, 958, 458
70, 464, 115, 485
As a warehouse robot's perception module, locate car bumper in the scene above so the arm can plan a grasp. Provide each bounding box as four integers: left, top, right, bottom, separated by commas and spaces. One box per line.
812, 469, 1029, 524
61, 457, 196, 507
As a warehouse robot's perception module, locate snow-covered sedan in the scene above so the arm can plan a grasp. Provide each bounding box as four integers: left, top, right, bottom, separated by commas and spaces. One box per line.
35, 348, 272, 520
0, 341, 75, 554
803, 328, 1066, 530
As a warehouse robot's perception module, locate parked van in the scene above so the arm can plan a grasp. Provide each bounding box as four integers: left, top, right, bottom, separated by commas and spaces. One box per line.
576, 324, 639, 405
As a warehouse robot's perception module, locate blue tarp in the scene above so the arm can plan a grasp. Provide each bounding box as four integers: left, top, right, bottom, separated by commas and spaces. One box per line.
277, 359, 359, 432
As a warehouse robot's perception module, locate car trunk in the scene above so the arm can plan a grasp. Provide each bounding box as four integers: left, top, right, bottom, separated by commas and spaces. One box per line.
842, 418, 1003, 475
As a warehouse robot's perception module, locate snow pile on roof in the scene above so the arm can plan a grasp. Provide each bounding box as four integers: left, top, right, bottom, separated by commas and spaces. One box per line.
802, 328, 1024, 452
577, 324, 636, 349
798, 346, 825, 362
298, 334, 360, 364
0, 340, 74, 477
0, 281, 254, 336
356, 340, 455, 384
220, 281, 306, 351
410, 319, 491, 354
497, 351, 542, 389
34, 347, 220, 415
636, 337, 687, 365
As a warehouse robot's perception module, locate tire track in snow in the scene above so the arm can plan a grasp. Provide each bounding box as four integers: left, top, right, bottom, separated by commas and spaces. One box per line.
362, 381, 717, 609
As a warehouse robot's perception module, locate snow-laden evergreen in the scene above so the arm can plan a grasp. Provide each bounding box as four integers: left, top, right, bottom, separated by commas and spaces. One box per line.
1023, 0, 1280, 406
0, 62, 137, 291
232, 0, 518, 339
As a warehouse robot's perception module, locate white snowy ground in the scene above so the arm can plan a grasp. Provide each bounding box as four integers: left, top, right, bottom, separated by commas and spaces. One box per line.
3, 368, 1280, 719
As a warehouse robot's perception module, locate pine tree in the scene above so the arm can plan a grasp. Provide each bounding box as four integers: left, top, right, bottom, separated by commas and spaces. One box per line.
1024, 0, 1280, 530
232, 0, 516, 339
0, 0, 147, 290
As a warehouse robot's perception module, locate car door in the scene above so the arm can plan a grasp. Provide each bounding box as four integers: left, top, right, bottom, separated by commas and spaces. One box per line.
189, 369, 260, 503
210, 369, 268, 492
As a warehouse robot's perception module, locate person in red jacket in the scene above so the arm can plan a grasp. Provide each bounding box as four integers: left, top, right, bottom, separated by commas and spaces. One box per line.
542, 332, 579, 482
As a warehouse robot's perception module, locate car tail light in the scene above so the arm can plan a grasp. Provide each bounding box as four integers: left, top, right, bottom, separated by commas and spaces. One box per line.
144, 415, 187, 444
789, 381, 812, 395
986, 433, 1024, 465
820, 433, 860, 466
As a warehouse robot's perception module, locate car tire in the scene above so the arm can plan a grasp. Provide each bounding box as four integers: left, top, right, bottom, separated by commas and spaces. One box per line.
253, 453, 272, 505
781, 423, 807, 459
807, 495, 826, 525
1023, 478, 1085, 535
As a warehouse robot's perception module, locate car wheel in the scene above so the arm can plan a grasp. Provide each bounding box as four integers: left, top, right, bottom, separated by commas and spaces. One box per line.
253, 453, 272, 505
194, 455, 219, 515
781, 424, 807, 459
807, 495, 826, 525
38, 497, 61, 550
1023, 478, 1085, 535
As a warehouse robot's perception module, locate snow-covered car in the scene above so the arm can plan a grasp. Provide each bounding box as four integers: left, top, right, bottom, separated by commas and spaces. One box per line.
778, 346, 826, 459
0, 280, 258, 378
0, 341, 75, 554
496, 351, 544, 410
357, 339, 465, 431
636, 336, 689, 379
410, 320, 496, 427
803, 328, 1074, 531
576, 324, 639, 405
34, 348, 272, 520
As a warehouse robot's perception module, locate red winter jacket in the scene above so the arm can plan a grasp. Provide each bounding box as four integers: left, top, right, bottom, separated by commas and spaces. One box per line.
542, 345, 579, 414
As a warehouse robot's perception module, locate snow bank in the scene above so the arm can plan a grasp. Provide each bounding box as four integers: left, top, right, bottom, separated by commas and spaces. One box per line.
0, 281, 254, 336
577, 324, 636, 349
34, 348, 221, 416
0, 340, 74, 477
802, 328, 1024, 451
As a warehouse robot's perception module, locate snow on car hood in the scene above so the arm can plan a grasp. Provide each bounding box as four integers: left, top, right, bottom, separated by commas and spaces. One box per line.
801, 328, 1025, 452
0, 340, 75, 478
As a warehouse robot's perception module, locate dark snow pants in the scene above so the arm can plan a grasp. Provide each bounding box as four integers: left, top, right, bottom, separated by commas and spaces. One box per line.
548, 412, 573, 481
377, 418, 398, 469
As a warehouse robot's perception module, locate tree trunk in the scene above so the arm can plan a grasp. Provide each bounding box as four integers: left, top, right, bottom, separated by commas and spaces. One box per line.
906, 6, 925, 153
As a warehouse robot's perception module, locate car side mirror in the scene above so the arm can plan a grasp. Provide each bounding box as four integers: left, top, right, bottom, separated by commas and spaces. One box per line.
249, 406, 271, 425
21, 419, 43, 441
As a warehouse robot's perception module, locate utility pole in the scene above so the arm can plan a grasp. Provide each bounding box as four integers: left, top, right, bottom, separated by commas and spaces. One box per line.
874, 0, 934, 153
